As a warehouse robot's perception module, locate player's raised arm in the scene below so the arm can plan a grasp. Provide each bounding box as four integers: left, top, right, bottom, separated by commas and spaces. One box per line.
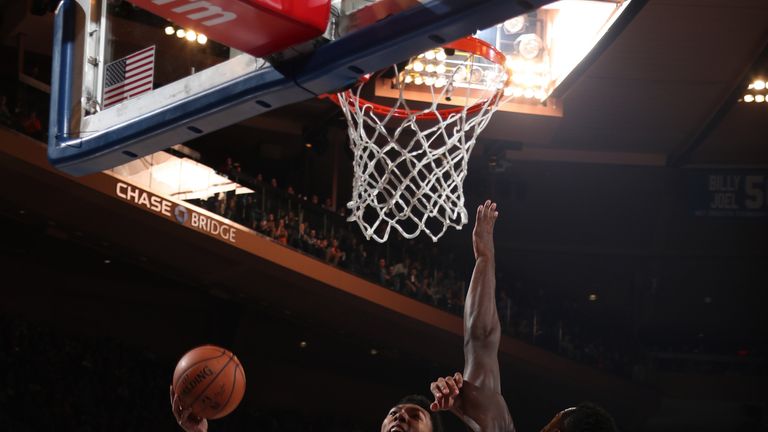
464, 200, 502, 394
430, 200, 514, 432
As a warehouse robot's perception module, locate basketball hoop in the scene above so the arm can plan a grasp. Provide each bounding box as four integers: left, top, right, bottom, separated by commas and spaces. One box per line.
332, 36, 508, 242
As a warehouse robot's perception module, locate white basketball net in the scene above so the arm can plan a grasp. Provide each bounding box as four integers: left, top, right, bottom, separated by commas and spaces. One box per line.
338, 48, 507, 243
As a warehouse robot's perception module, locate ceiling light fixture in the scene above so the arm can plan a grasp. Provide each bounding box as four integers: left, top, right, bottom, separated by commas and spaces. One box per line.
503, 16, 525, 34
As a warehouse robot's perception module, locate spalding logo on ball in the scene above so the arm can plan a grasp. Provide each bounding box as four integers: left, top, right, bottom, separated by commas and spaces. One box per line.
173, 345, 246, 419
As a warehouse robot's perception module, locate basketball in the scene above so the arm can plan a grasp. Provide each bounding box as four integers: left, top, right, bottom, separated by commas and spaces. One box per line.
172, 345, 246, 420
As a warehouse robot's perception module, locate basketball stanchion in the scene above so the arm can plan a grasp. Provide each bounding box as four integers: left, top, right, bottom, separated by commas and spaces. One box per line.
331, 36, 509, 242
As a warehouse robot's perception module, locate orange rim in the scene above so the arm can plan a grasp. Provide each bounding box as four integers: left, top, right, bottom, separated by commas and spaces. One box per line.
329, 36, 507, 121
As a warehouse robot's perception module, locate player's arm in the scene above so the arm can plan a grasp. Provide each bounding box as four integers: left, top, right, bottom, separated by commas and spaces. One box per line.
431, 201, 514, 432
464, 200, 501, 394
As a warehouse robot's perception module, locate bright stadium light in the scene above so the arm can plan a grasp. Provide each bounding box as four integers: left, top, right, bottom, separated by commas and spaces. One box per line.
164, 26, 175, 35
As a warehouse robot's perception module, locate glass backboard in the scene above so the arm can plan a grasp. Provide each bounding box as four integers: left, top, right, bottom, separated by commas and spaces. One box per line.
49, 0, 630, 175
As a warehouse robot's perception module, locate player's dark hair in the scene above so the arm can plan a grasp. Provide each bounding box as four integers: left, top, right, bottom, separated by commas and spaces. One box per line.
564, 402, 618, 432
397, 394, 444, 432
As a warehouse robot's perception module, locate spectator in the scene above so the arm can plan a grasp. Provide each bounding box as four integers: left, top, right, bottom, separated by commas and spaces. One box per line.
322, 197, 334, 212
405, 268, 420, 298
220, 156, 234, 174
377, 258, 391, 287
264, 213, 276, 237
326, 238, 344, 266
275, 218, 288, 244
21, 110, 43, 139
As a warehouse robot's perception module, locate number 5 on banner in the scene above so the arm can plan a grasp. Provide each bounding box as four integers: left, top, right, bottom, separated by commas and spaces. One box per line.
745, 176, 765, 209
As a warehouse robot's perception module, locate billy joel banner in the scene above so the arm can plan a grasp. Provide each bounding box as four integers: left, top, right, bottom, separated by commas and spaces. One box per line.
690, 171, 768, 218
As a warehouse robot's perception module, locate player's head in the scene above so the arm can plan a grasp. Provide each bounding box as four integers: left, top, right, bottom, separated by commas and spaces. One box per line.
543, 402, 617, 432
381, 394, 443, 432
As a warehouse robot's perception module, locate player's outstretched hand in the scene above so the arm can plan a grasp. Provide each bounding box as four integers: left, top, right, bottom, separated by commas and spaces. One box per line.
170, 385, 208, 432
430, 372, 464, 412
472, 200, 498, 259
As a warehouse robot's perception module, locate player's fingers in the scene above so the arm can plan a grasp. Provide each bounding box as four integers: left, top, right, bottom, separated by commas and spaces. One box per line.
453, 372, 463, 387
445, 394, 456, 409
430, 382, 444, 403
171, 390, 183, 421
179, 404, 192, 425
438, 377, 451, 394
445, 376, 458, 396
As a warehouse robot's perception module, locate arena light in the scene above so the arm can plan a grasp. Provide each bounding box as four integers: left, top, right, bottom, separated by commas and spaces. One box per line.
372, 0, 636, 114
165, 26, 208, 46
503, 16, 525, 34
112, 151, 253, 200
740, 78, 767, 105
516, 33, 543, 59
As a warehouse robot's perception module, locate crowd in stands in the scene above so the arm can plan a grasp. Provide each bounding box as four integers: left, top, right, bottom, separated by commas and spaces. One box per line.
188, 157, 469, 317
0, 92, 46, 142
